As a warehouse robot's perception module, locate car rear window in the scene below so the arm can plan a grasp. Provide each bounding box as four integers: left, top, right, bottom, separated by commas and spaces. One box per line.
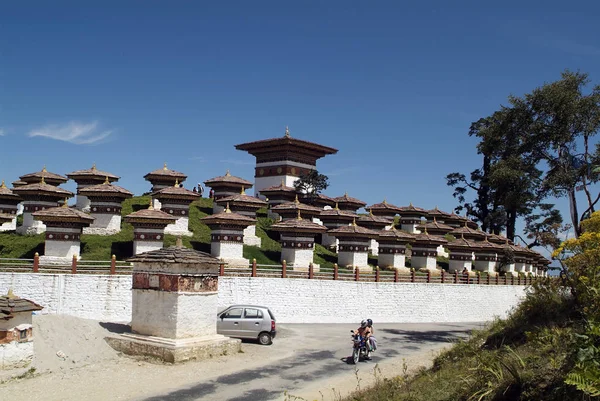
267, 309, 276, 320
244, 308, 263, 319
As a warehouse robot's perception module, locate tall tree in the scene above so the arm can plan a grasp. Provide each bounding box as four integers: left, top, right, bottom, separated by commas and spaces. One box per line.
293, 170, 329, 205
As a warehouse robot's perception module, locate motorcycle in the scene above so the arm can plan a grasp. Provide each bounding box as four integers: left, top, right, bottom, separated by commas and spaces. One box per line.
350, 330, 371, 364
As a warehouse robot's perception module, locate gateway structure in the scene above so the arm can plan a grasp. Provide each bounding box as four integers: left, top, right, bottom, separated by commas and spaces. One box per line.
235, 127, 337, 198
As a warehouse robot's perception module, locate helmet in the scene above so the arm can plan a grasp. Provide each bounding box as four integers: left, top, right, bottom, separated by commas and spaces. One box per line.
367, 319, 373, 327
360, 320, 367, 328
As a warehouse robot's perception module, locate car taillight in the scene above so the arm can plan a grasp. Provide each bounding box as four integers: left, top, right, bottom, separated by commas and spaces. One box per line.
271, 320, 276, 331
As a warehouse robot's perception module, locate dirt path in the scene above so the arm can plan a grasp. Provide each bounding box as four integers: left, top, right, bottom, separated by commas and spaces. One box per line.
0, 316, 482, 400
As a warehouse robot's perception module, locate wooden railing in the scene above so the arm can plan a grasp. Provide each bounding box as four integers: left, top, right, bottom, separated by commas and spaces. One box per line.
0, 256, 538, 285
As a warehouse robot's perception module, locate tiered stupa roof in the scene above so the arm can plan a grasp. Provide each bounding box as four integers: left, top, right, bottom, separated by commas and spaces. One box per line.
446, 234, 478, 252
204, 170, 252, 189
11, 180, 27, 188
365, 199, 403, 217
144, 163, 187, 185
378, 226, 415, 244
33, 203, 95, 225
450, 222, 486, 241
332, 192, 367, 211
413, 228, 448, 246
328, 218, 379, 239
216, 187, 267, 210
486, 232, 512, 245
312, 193, 336, 208
397, 203, 428, 217
1, 289, 43, 320
19, 167, 68, 186
78, 178, 134, 199
426, 207, 453, 222
200, 203, 256, 227
0, 213, 14, 224
127, 242, 219, 265
417, 218, 454, 236
259, 179, 297, 195
271, 211, 328, 234
473, 238, 503, 253
124, 202, 177, 225
357, 210, 392, 230
0, 180, 21, 202
152, 180, 200, 202
319, 203, 357, 224
12, 178, 74, 199
66, 164, 120, 184
271, 195, 323, 220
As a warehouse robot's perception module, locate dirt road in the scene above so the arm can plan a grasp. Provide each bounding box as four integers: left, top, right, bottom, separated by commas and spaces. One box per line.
0, 316, 482, 401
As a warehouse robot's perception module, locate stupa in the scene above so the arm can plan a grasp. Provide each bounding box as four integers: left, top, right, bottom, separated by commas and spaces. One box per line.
377, 226, 415, 271
271, 210, 328, 271
124, 201, 177, 255
446, 235, 478, 273
79, 178, 134, 235
366, 199, 403, 220
319, 203, 356, 249
418, 218, 454, 257
144, 163, 187, 209
151, 180, 200, 237
33, 202, 94, 264
472, 239, 503, 274
19, 167, 68, 186
332, 193, 367, 213
270, 194, 323, 222
328, 218, 379, 272
0, 180, 21, 231
397, 203, 428, 234
12, 178, 74, 235
312, 193, 336, 209
357, 210, 393, 255
411, 229, 448, 271
450, 222, 486, 242
200, 203, 255, 268
235, 127, 338, 198
66, 164, 119, 211
426, 207, 453, 223
204, 171, 253, 213
215, 187, 267, 246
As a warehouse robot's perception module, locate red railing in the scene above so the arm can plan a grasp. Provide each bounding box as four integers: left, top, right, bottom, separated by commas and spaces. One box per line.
0, 256, 539, 285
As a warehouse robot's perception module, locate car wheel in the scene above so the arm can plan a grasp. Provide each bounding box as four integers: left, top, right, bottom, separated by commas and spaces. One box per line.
258, 332, 272, 345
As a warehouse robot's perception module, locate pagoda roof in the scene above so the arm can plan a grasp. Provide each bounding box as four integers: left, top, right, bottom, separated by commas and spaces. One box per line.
259, 180, 297, 194
328, 220, 379, 238
398, 203, 428, 215
152, 184, 200, 201
79, 181, 134, 197
271, 213, 328, 233
204, 170, 252, 187
366, 199, 403, 214
418, 218, 454, 233
332, 193, 367, 208
144, 163, 187, 181
216, 192, 267, 207
235, 129, 338, 157
450, 224, 486, 240
312, 193, 336, 207
20, 167, 68, 184
33, 205, 95, 224
12, 180, 73, 197
127, 243, 219, 265
66, 164, 120, 181
426, 207, 453, 220
446, 235, 478, 250
0, 181, 21, 200
358, 213, 392, 226
486, 232, 511, 244
0, 213, 14, 224
473, 238, 504, 252
124, 206, 177, 224
320, 207, 357, 220
1, 289, 43, 320
200, 205, 256, 226
378, 227, 415, 242
414, 230, 448, 245
11, 180, 27, 187
271, 196, 322, 214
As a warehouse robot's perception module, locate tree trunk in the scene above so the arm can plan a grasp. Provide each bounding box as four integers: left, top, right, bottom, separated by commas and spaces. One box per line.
569, 188, 581, 237
506, 209, 516, 241
478, 154, 491, 232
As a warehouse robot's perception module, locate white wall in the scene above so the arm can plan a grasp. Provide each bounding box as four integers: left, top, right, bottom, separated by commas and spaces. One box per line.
0, 273, 528, 324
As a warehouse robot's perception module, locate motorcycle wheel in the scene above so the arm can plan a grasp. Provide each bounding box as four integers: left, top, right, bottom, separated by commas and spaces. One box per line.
352, 348, 360, 364
365, 349, 371, 360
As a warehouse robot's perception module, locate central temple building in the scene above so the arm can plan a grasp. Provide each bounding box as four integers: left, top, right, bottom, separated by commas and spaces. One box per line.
235, 127, 338, 198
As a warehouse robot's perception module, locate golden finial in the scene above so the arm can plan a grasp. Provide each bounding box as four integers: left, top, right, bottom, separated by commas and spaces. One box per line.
148, 198, 154, 210
103, 176, 110, 185
461, 232, 465, 240
6, 288, 17, 299
433, 216, 437, 223
240, 186, 245, 195
344, 191, 348, 198
225, 169, 231, 176
352, 217, 357, 226
383, 198, 387, 205
163, 162, 168, 170
0, 180, 5, 189
334, 202, 339, 210
294, 194, 299, 204
91, 163, 97, 171
62, 198, 69, 208
369, 208, 373, 216
297, 209, 302, 220
225, 202, 232, 213
42, 165, 47, 173
174, 179, 179, 187
284, 126, 290, 138
40, 176, 46, 185
409, 202, 413, 207
424, 226, 428, 235
464, 220, 469, 228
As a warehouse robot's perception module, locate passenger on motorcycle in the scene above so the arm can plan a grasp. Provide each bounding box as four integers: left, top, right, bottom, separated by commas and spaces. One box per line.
366, 318, 377, 351
352, 320, 373, 357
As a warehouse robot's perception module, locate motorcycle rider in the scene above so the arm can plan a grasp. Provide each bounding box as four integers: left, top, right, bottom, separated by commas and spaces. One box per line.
352, 320, 373, 358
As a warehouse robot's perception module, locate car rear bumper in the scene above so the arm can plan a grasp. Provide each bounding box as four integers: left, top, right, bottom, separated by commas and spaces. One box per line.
271, 330, 277, 339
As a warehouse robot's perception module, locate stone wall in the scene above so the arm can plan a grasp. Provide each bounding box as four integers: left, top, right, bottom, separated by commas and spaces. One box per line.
0, 273, 528, 324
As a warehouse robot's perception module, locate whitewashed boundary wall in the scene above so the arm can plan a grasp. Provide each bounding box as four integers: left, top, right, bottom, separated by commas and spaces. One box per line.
0, 273, 528, 324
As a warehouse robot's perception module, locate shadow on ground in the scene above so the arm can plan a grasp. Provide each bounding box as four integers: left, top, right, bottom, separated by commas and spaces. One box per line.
380, 328, 474, 345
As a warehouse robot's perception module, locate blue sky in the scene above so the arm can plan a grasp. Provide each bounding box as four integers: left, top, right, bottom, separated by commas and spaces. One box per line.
2, 1, 600, 246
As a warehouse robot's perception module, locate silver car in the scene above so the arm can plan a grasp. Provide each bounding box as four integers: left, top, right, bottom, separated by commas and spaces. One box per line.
217, 305, 276, 345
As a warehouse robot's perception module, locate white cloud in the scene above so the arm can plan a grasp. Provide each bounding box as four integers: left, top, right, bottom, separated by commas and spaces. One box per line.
28, 121, 112, 145
0, 129, 4, 136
